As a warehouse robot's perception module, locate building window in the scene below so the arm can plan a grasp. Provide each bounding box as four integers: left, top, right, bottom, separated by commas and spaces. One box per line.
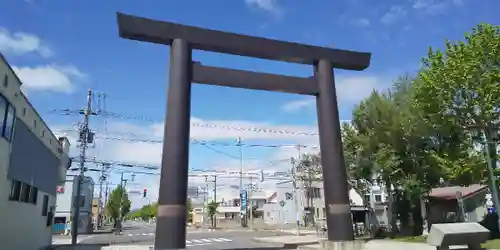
364, 194, 370, 203
47, 206, 54, 227
9, 180, 22, 201
306, 187, 322, 199
33, 119, 37, 128
42, 130, 45, 137
20, 183, 31, 202
42, 195, 49, 216
3, 105, 15, 141
0, 96, 6, 137
375, 194, 382, 202
29, 186, 38, 204
22, 107, 26, 116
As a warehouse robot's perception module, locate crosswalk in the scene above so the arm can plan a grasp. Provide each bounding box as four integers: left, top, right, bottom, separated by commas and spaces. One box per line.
186, 238, 232, 247
124, 234, 233, 246
52, 237, 88, 245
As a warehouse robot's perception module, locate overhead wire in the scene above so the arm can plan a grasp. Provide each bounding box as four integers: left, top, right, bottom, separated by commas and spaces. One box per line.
50, 109, 320, 136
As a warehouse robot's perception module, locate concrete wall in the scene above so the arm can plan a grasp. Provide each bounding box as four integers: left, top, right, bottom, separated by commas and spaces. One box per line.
0, 53, 68, 250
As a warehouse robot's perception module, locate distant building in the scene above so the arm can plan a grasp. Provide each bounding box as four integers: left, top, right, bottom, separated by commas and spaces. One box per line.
262, 180, 381, 227
54, 176, 95, 234
0, 53, 71, 250
91, 197, 103, 228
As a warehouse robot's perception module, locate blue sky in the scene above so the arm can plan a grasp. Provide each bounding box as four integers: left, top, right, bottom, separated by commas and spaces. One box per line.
1, 0, 497, 208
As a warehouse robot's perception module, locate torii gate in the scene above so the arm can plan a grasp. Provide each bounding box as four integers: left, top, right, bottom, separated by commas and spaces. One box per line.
116, 13, 371, 250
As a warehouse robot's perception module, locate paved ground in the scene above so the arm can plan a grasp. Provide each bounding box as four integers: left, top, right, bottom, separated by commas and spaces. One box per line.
72, 221, 287, 249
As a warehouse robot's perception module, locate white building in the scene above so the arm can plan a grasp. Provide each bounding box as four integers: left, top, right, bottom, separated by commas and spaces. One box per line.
54, 175, 95, 234
262, 180, 389, 227
0, 53, 71, 250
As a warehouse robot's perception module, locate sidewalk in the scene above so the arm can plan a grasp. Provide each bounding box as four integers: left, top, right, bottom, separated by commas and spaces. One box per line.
298, 240, 434, 250
48, 244, 152, 250
52, 235, 95, 245
253, 235, 437, 250
253, 234, 325, 248
253, 235, 494, 250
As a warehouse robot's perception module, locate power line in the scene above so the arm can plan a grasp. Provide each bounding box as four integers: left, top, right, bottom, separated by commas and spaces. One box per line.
70, 157, 219, 173
50, 110, 320, 136
53, 129, 319, 149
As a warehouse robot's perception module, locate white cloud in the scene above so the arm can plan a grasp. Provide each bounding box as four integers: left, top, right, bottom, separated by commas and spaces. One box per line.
54, 117, 321, 208
0, 27, 52, 57
353, 18, 371, 28
380, 6, 407, 25
13, 64, 85, 93
245, 0, 280, 12
410, 0, 464, 13
281, 99, 315, 113
281, 75, 387, 113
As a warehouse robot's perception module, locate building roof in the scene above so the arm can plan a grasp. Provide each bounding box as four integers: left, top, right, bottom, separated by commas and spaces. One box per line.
0, 52, 64, 150
428, 184, 487, 200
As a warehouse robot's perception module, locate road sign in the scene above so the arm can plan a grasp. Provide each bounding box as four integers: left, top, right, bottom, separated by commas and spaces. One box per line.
279, 200, 285, 207
241, 190, 247, 214
285, 192, 293, 200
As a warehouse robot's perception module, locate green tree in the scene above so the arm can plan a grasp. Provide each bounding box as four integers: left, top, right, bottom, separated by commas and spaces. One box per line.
345, 76, 445, 236
105, 185, 132, 222
206, 200, 218, 228
414, 23, 500, 184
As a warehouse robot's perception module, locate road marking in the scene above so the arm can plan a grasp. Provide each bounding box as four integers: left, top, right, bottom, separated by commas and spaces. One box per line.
192, 239, 203, 243
186, 240, 192, 244
142, 233, 147, 235
218, 238, 232, 242
200, 239, 211, 242
212, 238, 224, 242
128, 234, 133, 236
148, 233, 154, 235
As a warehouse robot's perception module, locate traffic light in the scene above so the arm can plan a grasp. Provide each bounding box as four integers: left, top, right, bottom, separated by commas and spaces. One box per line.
143, 188, 147, 197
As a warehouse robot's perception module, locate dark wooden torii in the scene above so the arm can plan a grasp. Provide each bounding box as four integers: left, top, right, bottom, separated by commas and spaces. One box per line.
116, 12, 371, 250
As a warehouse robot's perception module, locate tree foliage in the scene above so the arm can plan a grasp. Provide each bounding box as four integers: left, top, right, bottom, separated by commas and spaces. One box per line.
297, 23, 499, 237
207, 200, 218, 228
105, 185, 132, 221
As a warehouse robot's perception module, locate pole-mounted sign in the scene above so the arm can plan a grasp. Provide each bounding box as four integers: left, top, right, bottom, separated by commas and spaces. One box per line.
241, 190, 247, 214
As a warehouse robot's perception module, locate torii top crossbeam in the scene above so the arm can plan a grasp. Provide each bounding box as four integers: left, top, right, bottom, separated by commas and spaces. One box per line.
116, 13, 371, 70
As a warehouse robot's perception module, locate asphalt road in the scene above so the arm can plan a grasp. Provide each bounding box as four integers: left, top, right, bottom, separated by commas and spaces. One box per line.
78, 221, 287, 249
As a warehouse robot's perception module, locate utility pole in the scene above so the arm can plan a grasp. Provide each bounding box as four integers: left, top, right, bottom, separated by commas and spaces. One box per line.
96, 171, 104, 230
204, 175, 219, 229
249, 175, 253, 230
237, 137, 246, 227
119, 173, 130, 227
292, 144, 302, 235
203, 175, 208, 229
213, 175, 217, 229
71, 89, 93, 245
104, 181, 109, 224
